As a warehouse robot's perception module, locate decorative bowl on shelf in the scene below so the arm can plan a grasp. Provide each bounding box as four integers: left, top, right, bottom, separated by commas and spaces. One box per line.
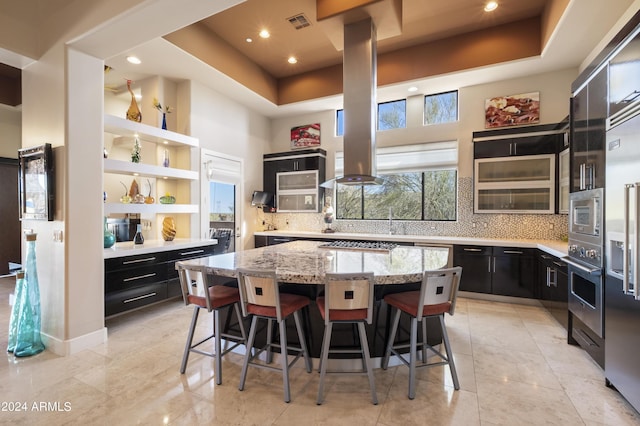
159, 195, 176, 204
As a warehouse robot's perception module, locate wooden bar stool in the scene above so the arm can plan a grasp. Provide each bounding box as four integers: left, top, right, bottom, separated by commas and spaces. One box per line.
382, 266, 463, 399
316, 272, 377, 405
236, 268, 312, 403
177, 264, 247, 385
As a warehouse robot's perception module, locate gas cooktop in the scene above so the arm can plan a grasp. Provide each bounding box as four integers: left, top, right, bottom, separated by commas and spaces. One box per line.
318, 240, 398, 252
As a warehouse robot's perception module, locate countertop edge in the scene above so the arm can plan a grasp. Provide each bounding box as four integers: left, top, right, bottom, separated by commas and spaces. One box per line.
254, 231, 568, 257
104, 238, 217, 259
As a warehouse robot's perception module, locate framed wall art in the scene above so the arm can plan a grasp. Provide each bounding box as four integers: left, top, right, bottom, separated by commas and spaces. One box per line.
18, 143, 54, 221
485, 92, 540, 128
291, 123, 320, 149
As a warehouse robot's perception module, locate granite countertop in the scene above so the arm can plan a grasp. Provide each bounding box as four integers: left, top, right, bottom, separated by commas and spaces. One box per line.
104, 238, 217, 259
176, 240, 450, 285
254, 230, 569, 259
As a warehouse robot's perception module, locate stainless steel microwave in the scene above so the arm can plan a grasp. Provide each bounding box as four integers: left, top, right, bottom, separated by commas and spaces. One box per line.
569, 188, 603, 238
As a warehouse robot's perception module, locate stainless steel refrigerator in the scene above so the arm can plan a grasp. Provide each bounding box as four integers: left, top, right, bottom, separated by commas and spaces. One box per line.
605, 102, 640, 413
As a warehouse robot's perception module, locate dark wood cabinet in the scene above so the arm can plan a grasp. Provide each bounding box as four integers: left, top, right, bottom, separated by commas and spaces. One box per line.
104, 243, 216, 317
453, 245, 535, 298
570, 66, 607, 192
473, 126, 563, 159
536, 250, 569, 330
263, 149, 326, 212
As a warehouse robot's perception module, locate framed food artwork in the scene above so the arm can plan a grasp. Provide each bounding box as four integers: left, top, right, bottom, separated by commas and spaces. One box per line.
291, 123, 320, 149
485, 92, 540, 128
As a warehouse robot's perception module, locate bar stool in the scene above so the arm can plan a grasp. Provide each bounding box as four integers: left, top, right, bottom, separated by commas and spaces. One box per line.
382, 266, 463, 399
316, 272, 377, 405
176, 264, 247, 385
236, 268, 312, 403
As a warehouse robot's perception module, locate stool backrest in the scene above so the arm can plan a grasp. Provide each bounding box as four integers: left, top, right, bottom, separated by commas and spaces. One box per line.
176, 263, 213, 312
236, 268, 282, 320
324, 272, 375, 324
417, 266, 463, 320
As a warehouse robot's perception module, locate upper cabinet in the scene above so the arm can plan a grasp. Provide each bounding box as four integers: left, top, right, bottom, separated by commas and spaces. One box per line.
263, 149, 326, 213
103, 115, 199, 237
570, 66, 607, 192
609, 27, 640, 119
472, 123, 567, 214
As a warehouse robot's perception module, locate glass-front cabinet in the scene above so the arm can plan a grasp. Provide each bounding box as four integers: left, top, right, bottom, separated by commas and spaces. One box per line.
474, 154, 556, 213
276, 170, 320, 212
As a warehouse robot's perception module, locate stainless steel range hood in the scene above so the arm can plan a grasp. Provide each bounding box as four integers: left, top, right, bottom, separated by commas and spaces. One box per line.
333, 18, 382, 186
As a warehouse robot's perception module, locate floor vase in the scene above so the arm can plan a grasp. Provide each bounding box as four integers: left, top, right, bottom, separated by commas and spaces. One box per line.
14, 233, 45, 357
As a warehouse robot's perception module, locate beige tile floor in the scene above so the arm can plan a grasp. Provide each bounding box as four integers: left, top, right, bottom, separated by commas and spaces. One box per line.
1, 276, 640, 425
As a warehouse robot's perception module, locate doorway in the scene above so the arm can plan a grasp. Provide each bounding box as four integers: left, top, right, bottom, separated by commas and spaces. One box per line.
0, 158, 20, 275
201, 150, 243, 253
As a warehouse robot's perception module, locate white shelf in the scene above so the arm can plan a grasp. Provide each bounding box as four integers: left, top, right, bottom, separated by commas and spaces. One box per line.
104, 114, 198, 148
104, 158, 198, 180
104, 203, 199, 215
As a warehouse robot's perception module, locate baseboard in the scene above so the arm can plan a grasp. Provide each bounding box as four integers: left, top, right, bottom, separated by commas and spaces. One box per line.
458, 291, 543, 306
41, 327, 108, 356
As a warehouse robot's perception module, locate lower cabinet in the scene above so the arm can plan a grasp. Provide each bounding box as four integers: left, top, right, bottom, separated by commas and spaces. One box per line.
537, 250, 569, 329
104, 244, 215, 317
453, 245, 536, 298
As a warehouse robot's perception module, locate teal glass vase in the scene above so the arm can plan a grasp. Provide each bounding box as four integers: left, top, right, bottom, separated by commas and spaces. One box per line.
104, 217, 116, 248
14, 233, 45, 357
7, 270, 25, 353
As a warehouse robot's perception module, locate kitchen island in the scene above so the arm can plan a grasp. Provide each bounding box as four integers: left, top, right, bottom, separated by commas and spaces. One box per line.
176, 240, 451, 359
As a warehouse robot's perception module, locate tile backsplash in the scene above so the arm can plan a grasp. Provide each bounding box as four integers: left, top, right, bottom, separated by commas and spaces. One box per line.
263, 177, 568, 240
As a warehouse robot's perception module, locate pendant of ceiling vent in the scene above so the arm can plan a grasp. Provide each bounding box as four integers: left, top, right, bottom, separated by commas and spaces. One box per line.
287, 13, 311, 30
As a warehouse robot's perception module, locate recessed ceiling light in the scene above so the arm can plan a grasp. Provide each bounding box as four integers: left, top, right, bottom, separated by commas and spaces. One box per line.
259, 29, 270, 39
288, 56, 298, 64
246, 37, 253, 43
484, 1, 498, 12
408, 86, 418, 92
126, 56, 141, 65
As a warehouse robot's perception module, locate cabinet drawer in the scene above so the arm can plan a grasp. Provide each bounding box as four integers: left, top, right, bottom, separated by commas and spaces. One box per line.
166, 245, 215, 261
105, 252, 167, 271
105, 283, 168, 317
105, 264, 167, 292
454, 245, 492, 256
493, 247, 535, 257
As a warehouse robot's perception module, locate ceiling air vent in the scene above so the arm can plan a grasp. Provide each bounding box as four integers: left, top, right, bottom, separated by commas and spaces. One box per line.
287, 13, 311, 30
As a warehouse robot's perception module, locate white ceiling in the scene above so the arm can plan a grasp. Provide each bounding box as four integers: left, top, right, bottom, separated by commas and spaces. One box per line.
99, 0, 637, 118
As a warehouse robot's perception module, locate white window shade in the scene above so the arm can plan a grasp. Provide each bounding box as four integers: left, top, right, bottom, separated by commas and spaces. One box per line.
335, 141, 458, 175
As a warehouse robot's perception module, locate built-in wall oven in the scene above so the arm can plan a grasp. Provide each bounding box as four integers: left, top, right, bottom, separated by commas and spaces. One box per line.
564, 188, 605, 366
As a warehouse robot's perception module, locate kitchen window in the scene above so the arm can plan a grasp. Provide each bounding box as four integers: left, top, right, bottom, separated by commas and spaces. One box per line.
378, 100, 406, 130
335, 142, 458, 220
424, 90, 458, 125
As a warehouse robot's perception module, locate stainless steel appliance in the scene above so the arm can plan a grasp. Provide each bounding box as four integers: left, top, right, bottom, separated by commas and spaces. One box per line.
565, 188, 605, 367
605, 100, 640, 413
106, 217, 141, 242
566, 188, 605, 332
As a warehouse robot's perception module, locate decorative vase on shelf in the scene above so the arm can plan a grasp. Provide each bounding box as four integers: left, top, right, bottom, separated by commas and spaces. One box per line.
162, 217, 176, 241
133, 224, 144, 245
7, 270, 25, 353
14, 233, 45, 357
163, 149, 170, 168
104, 217, 116, 248
162, 113, 167, 130
131, 137, 141, 163
126, 80, 142, 123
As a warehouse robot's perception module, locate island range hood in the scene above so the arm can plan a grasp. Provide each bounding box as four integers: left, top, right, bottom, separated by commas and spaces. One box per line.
331, 17, 383, 186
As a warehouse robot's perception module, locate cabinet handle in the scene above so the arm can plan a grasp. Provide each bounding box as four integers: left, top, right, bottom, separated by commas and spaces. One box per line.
546, 266, 551, 287
552, 261, 565, 268
122, 257, 156, 265
123, 273, 156, 282
541, 255, 553, 260
463, 248, 483, 252
549, 267, 557, 287
272, 238, 291, 243
617, 90, 640, 104
580, 163, 586, 190
503, 250, 523, 254
509, 143, 513, 156
124, 292, 157, 304
488, 257, 492, 273
179, 249, 205, 256
493, 256, 496, 273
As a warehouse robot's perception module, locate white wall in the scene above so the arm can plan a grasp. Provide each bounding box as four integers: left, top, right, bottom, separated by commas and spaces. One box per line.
188, 80, 271, 249
270, 68, 578, 179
